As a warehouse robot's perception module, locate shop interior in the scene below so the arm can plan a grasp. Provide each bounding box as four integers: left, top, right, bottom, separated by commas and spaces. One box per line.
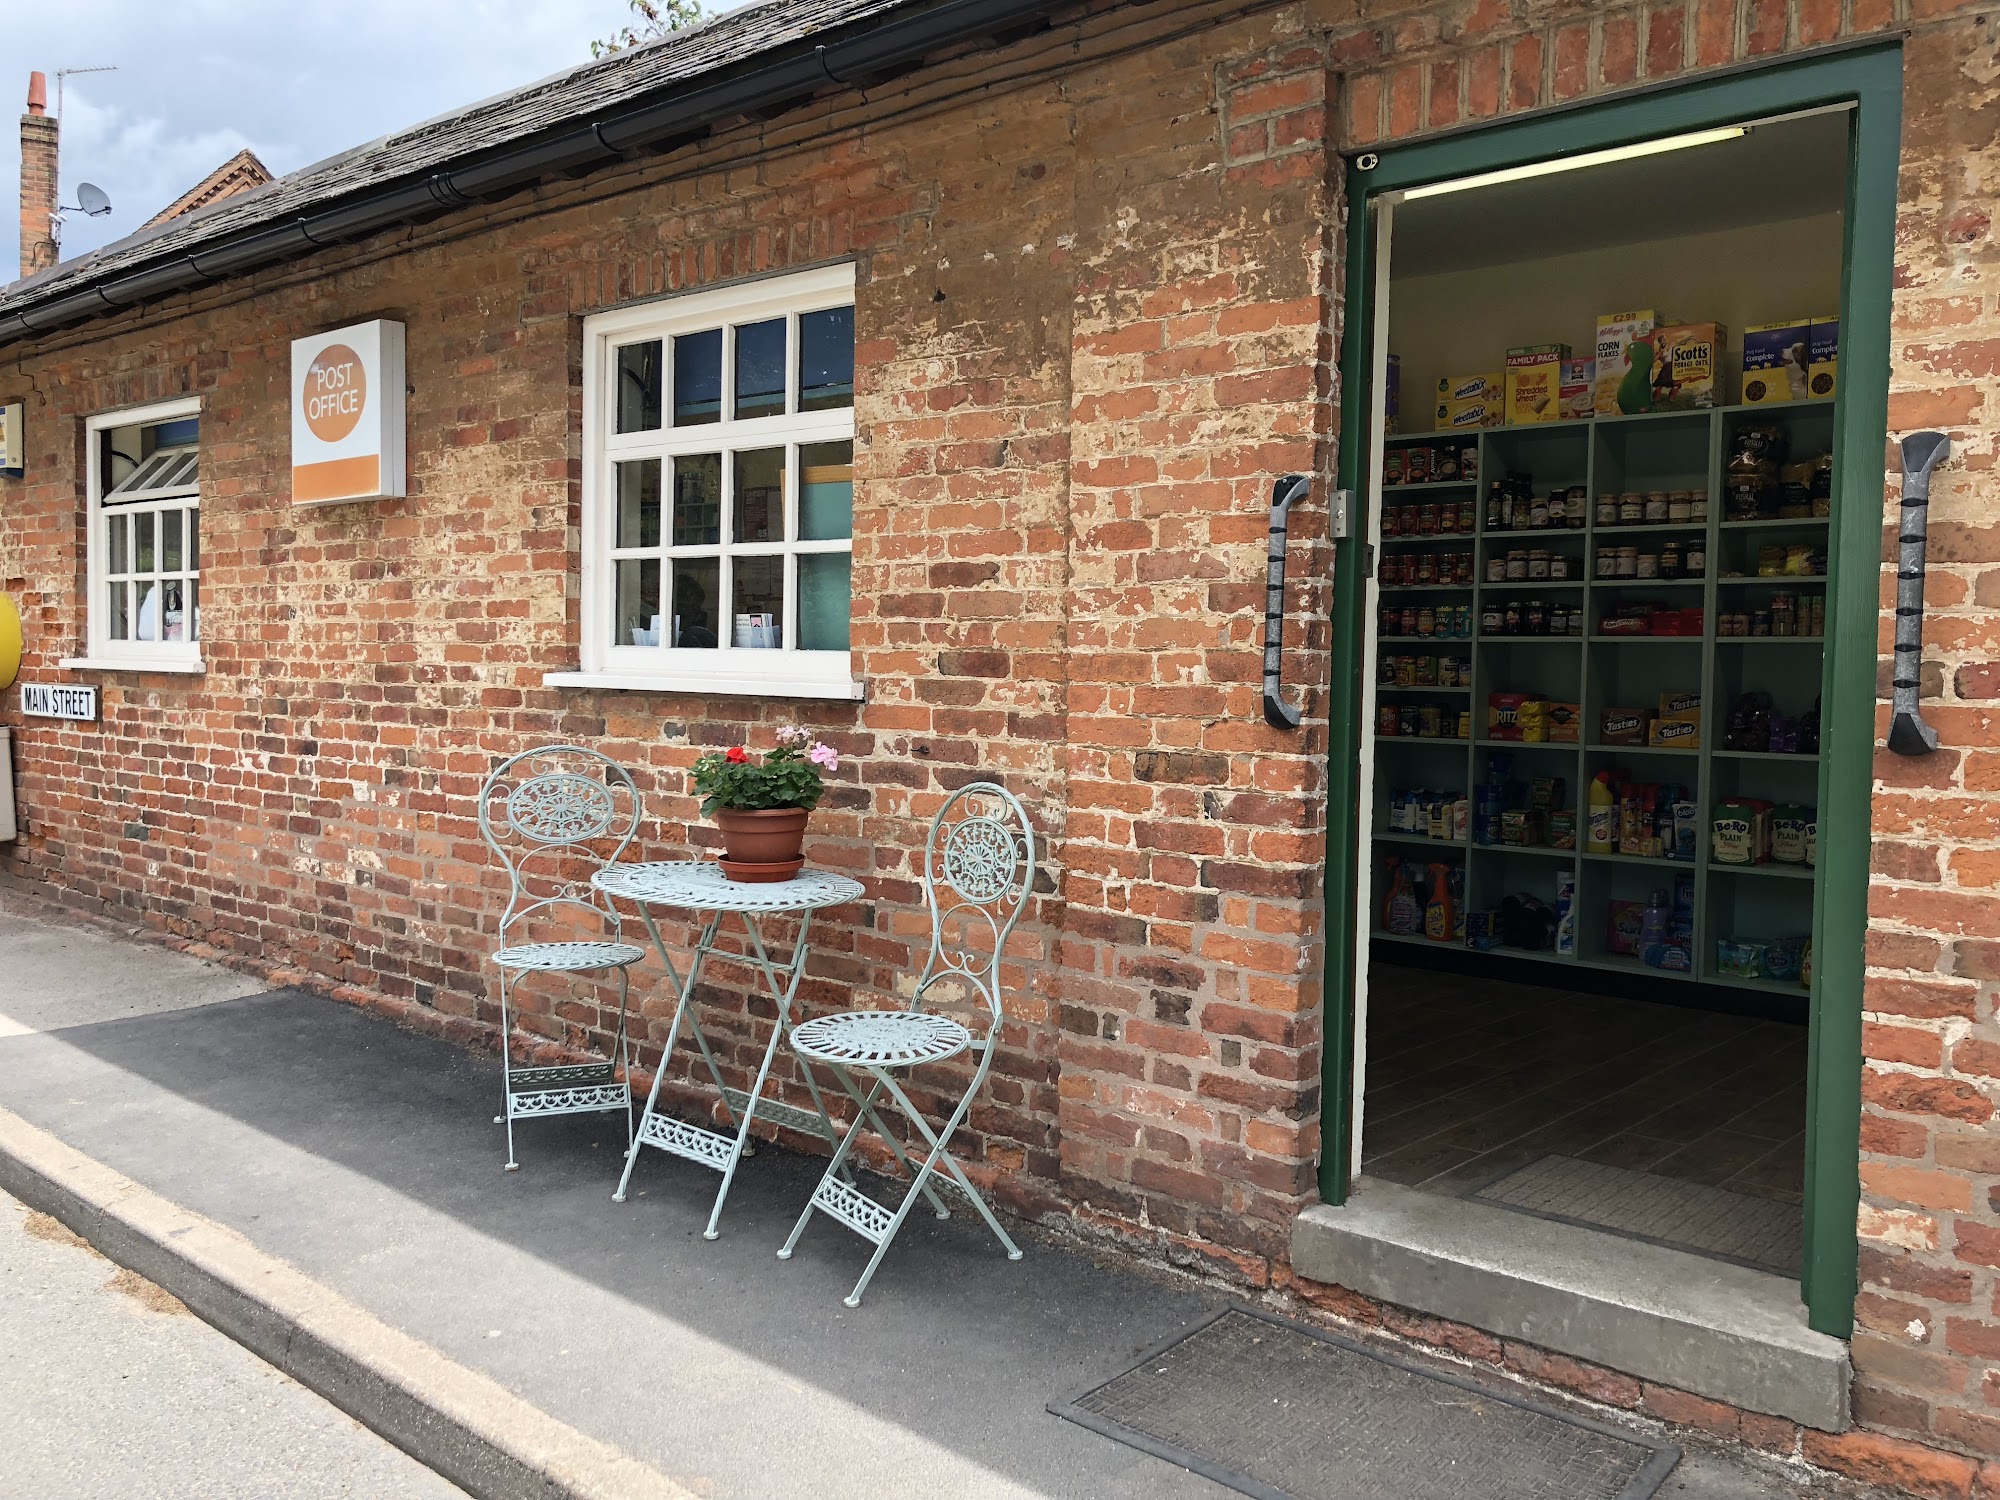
1358, 111, 1848, 1282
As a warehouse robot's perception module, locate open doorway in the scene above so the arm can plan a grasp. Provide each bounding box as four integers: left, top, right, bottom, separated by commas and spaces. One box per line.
1352, 110, 1849, 1287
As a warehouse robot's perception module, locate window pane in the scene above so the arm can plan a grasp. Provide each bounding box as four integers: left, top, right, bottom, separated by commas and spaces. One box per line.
733, 449, 785, 544
615, 459, 662, 549
162, 580, 188, 643
731, 557, 784, 649
615, 558, 661, 647
106, 582, 128, 641
673, 329, 722, 426
797, 554, 850, 651
798, 305, 854, 412
188, 579, 200, 643
135, 512, 156, 573
107, 513, 128, 576
670, 559, 719, 649
733, 318, 787, 420
189, 509, 199, 572
616, 340, 663, 433
162, 510, 183, 573
149, 417, 199, 450
672, 454, 721, 546
135, 581, 161, 641
799, 441, 853, 541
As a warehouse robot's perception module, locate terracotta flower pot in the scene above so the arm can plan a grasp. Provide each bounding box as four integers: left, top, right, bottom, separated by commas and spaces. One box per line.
712, 806, 809, 883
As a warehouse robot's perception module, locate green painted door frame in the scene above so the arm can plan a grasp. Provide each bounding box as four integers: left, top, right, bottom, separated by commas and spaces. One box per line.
1316, 43, 1904, 1339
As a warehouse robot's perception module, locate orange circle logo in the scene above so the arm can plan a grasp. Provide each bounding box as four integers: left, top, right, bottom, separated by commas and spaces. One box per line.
303, 343, 367, 442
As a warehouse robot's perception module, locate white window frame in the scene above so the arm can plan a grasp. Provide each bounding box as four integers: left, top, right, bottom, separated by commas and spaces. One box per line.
62, 396, 205, 674
547, 263, 862, 700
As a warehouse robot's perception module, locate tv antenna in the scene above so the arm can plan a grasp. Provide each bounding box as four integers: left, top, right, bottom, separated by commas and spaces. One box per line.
47, 67, 119, 249
55, 65, 118, 119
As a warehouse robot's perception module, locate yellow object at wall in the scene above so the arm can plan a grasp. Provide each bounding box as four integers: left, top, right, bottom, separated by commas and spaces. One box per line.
0, 594, 19, 691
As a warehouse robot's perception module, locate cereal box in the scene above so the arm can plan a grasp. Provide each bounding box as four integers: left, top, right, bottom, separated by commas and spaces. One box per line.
1558, 358, 1594, 420
1742, 319, 1809, 405
1435, 396, 1501, 430
1593, 311, 1659, 415
1808, 317, 1838, 400
1650, 322, 1725, 410
1505, 344, 1569, 425
1436, 371, 1503, 404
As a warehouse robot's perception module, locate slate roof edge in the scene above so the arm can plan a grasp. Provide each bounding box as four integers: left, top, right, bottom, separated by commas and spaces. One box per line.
0, 0, 1066, 349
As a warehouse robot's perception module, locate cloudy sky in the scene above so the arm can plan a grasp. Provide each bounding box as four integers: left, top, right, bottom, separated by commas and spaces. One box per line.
7, 0, 731, 275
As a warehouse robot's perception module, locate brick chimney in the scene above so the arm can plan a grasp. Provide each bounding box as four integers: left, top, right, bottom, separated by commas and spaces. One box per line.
19, 72, 58, 279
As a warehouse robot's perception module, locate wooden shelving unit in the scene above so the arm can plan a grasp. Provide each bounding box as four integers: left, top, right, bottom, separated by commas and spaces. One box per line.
1367, 399, 1831, 997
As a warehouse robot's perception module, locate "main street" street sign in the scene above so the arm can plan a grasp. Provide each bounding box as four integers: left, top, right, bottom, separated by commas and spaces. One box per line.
20, 683, 97, 721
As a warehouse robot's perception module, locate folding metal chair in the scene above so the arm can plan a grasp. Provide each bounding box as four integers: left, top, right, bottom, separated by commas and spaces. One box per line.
477, 745, 647, 1171
780, 781, 1034, 1305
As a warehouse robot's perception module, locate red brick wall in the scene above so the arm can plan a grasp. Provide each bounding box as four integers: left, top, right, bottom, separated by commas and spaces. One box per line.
8, 0, 2000, 1474
1319, 0, 2000, 1475
0, 1, 1336, 1284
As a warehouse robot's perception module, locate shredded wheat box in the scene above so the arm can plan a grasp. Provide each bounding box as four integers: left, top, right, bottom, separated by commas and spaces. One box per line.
1505, 344, 1570, 424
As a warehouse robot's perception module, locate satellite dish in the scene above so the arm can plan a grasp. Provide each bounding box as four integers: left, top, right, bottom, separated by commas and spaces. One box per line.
76, 182, 112, 217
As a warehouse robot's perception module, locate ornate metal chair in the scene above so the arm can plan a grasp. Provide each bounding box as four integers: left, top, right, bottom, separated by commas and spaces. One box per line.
780, 781, 1033, 1305
477, 745, 647, 1171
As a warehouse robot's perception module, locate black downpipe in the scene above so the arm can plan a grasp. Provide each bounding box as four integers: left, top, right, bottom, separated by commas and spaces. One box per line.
1888, 430, 1950, 756
1262, 473, 1310, 730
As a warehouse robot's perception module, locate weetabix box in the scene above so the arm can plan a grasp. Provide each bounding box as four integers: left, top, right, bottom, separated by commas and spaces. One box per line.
1593, 310, 1659, 414
1558, 358, 1595, 420
1435, 396, 1502, 430
1808, 317, 1838, 399
1651, 322, 1725, 410
1436, 371, 1503, 404
1742, 319, 1810, 404
1505, 344, 1569, 424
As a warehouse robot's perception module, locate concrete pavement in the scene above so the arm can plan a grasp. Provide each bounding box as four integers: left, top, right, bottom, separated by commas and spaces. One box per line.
1, 1186, 466, 1499
0, 892, 1887, 1500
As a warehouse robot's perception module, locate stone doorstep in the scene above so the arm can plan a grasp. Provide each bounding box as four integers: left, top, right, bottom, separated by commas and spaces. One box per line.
1290, 1179, 1851, 1433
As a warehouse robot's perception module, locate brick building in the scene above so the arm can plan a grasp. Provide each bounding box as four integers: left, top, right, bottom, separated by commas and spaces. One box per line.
2, 0, 1999, 1490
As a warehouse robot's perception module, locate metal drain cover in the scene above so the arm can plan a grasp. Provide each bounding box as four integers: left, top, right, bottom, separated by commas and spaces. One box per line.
1050, 1307, 1679, 1500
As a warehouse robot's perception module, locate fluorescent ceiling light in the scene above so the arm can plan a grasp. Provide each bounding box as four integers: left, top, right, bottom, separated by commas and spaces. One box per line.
1401, 126, 1749, 201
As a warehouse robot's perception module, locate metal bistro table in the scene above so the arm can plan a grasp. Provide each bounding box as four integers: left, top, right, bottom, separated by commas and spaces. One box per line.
593, 861, 864, 1239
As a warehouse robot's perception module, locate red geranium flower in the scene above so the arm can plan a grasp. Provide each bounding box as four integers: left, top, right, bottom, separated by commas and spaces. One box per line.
725, 746, 749, 764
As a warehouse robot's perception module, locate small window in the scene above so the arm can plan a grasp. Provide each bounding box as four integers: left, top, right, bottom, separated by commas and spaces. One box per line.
82, 398, 203, 667
564, 265, 859, 699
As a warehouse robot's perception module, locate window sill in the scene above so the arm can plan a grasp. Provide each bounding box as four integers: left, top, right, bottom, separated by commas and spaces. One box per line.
59, 656, 206, 675
543, 669, 865, 702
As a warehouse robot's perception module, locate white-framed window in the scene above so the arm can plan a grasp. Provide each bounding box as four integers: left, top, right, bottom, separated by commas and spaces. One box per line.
63, 396, 205, 673
547, 263, 860, 700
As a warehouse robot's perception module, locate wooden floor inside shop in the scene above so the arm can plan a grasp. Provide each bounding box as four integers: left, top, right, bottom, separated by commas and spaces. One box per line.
1360, 959, 1807, 1276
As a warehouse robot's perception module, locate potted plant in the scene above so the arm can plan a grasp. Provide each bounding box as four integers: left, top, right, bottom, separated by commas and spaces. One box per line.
690, 726, 839, 882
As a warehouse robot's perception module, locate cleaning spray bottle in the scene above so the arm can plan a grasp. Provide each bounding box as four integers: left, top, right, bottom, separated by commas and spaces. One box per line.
1424, 861, 1456, 942
1383, 857, 1420, 936
1587, 771, 1618, 854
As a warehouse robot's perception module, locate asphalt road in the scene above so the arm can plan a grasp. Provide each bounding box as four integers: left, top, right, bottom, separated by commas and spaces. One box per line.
0, 1187, 466, 1500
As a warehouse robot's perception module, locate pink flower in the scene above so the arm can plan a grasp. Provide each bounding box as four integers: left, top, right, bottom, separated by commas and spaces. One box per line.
807, 743, 839, 771
725, 746, 749, 764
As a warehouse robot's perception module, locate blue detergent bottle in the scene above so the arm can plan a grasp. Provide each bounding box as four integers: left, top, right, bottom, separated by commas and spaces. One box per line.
1638, 888, 1671, 968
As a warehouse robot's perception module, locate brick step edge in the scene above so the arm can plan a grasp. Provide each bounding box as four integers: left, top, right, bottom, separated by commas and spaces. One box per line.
0, 1101, 694, 1500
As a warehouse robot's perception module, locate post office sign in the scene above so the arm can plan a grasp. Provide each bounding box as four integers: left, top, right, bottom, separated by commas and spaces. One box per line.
20, 683, 97, 721
290, 319, 405, 506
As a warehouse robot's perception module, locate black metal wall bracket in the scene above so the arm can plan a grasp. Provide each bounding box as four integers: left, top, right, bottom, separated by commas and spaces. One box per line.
1888, 430, 1950, 756
1262, 473, 1313, 730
